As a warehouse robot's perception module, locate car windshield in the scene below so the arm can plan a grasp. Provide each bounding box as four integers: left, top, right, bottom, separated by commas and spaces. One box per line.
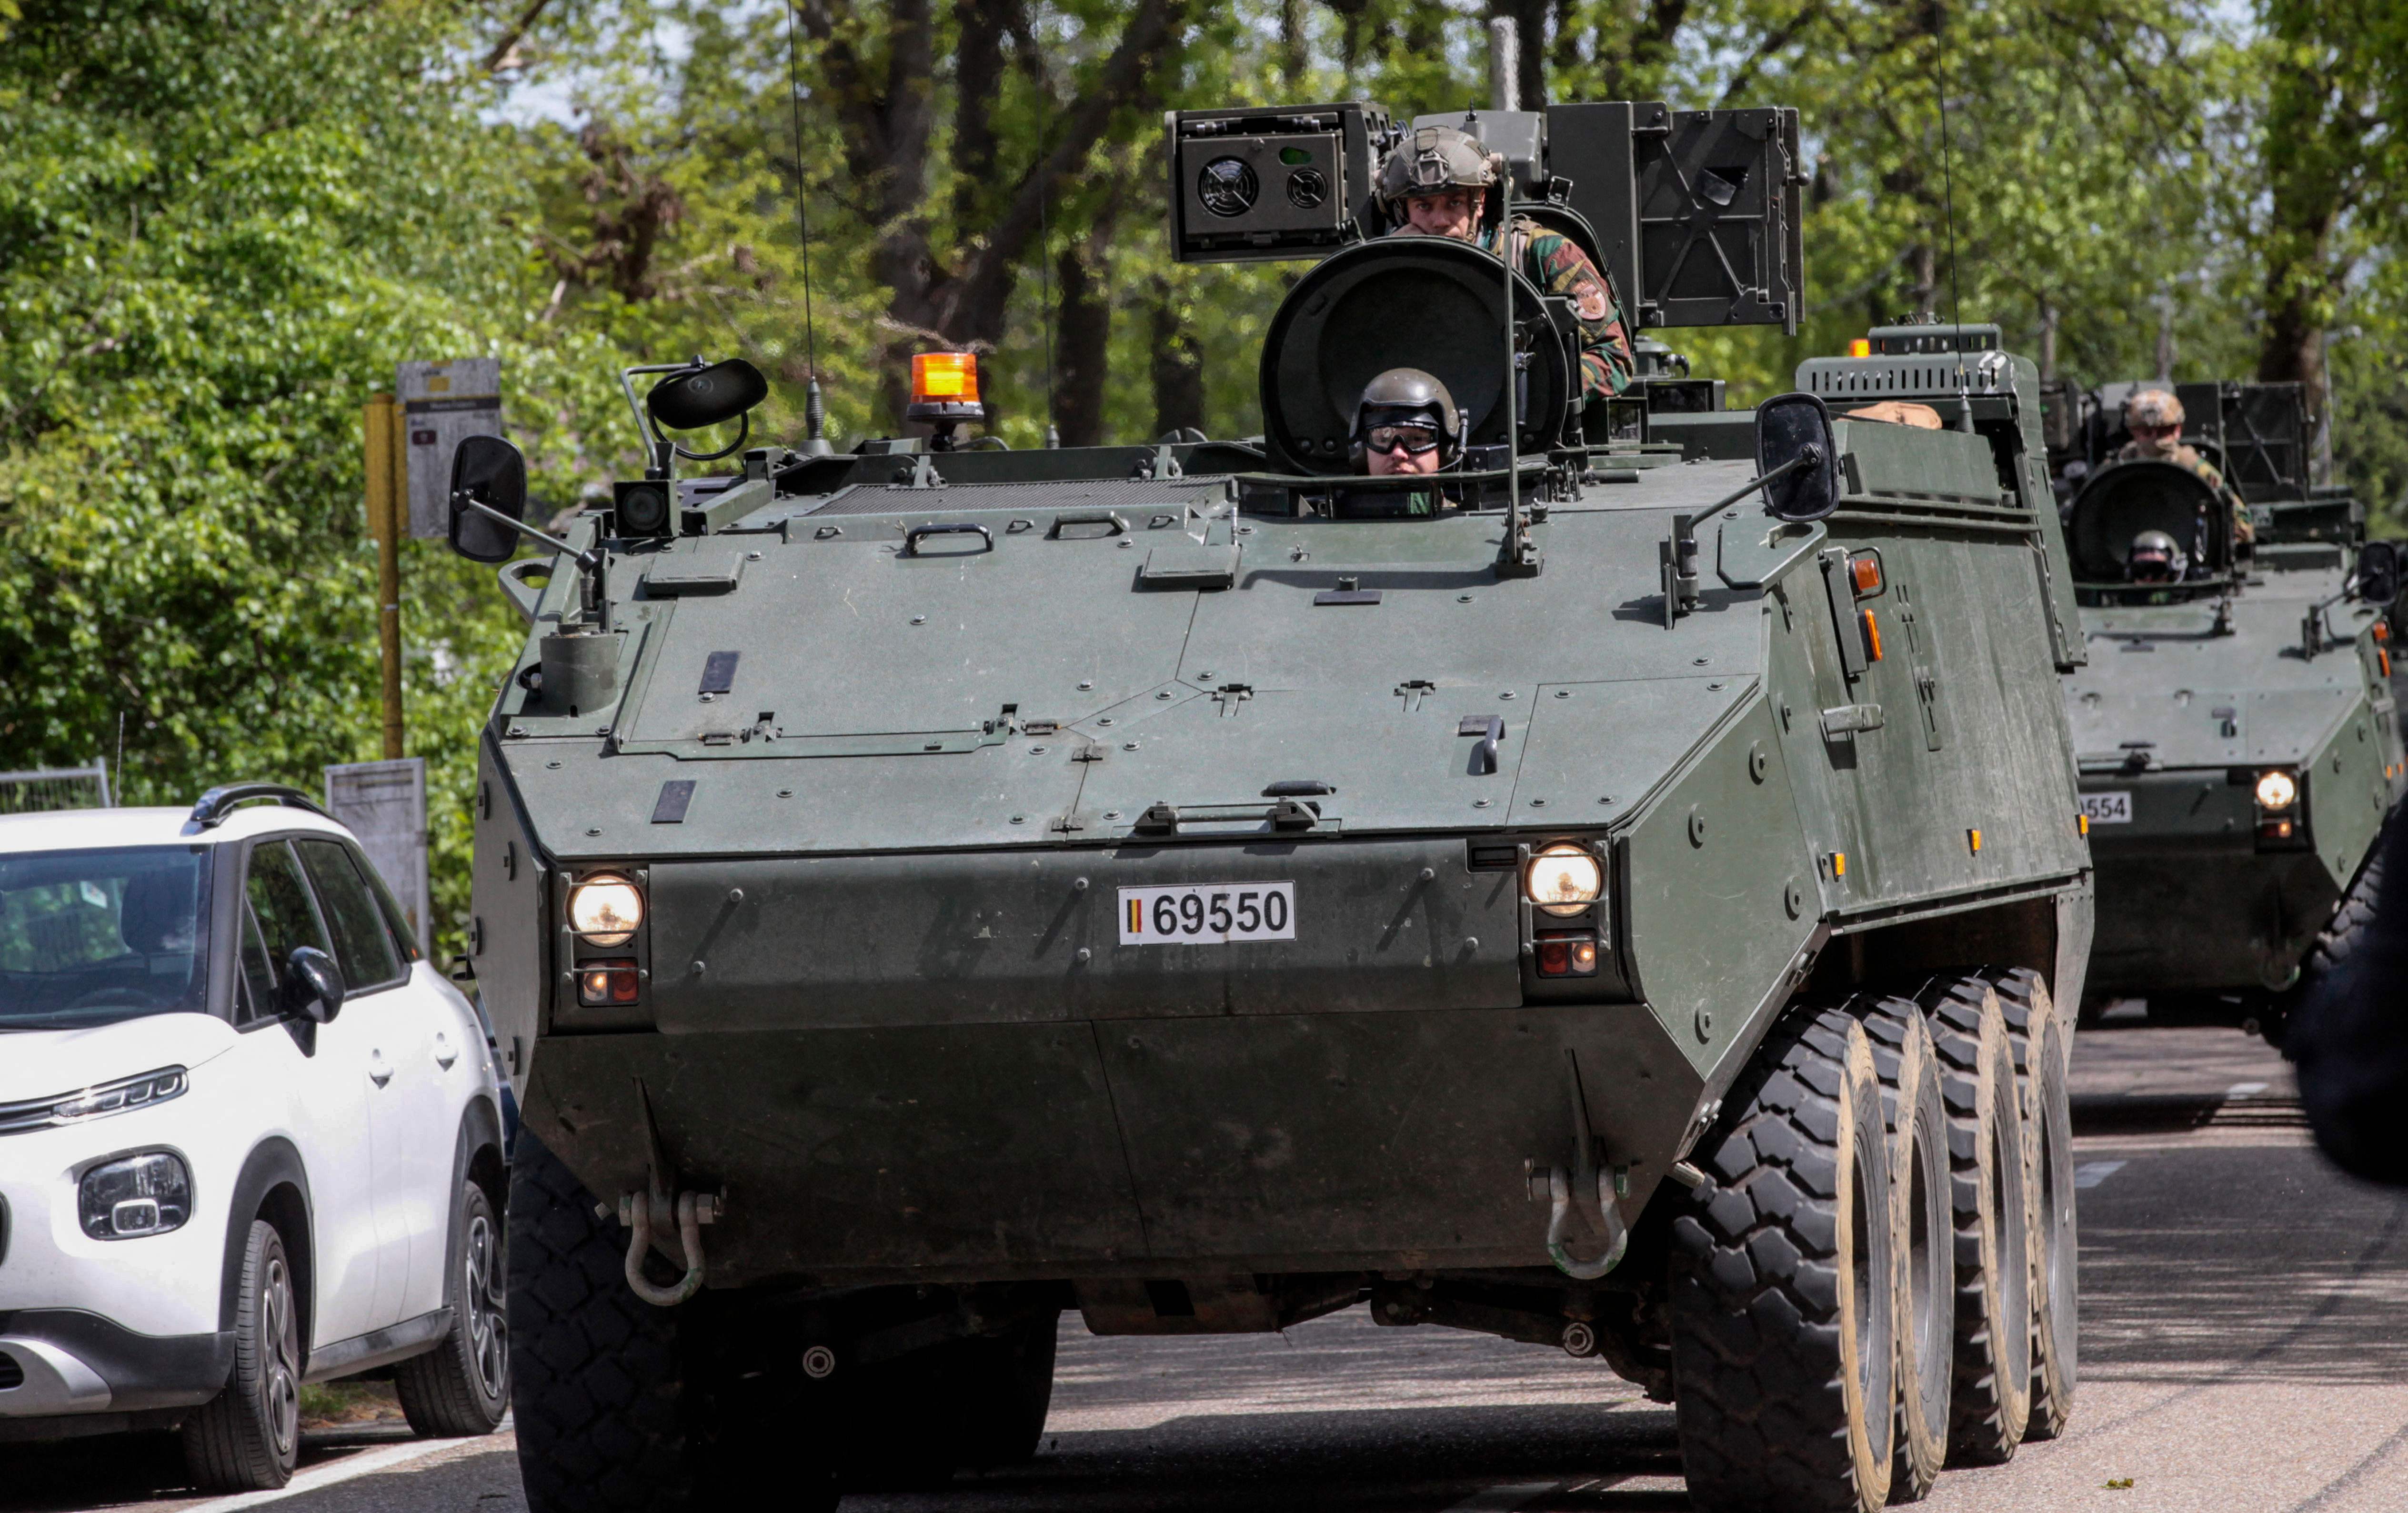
0, 846, 211, 1029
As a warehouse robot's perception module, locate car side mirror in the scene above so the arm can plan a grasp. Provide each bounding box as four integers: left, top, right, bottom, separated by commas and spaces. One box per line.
647, 359, 768, 432
285, 945, 346, 1024
447, 435, 529, 564
2356, 541, 2400, 608
1755, 391, 1841, 523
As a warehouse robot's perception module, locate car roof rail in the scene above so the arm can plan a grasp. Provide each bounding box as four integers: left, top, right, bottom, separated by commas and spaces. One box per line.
184, 783, 332, 835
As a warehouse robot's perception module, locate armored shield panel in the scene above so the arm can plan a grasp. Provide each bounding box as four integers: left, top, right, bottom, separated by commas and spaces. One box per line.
1256, 238, 1570, 474
2067, 459, 2229, 583
1546, 102, 1803, 334
1166, 102, 1394, 263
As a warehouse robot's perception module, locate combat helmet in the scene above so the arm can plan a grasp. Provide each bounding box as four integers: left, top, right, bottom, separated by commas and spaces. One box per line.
1350, 367, 1463, 469
2127, 528, 2185, 583
1378, 125, 1500, 219
2125, 388, 2186, 431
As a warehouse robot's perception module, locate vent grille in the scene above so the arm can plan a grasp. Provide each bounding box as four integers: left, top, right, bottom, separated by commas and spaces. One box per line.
1799, 355, 2014, 401
1466, 841, 1519, 872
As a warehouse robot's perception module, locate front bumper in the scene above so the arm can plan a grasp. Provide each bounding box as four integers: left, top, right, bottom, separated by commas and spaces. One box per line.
0, 1311, 232, 1419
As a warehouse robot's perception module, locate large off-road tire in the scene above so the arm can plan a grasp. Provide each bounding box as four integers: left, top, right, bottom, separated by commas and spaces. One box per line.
1671, 1004, 1896, 1513
1919, 976, 2032, 1464
1991, 967, 2077, 1441
181, 1220, 302, 1492
1850, 994, 1953, 1502
507, 1131, 837, 1513
2287, 817, 2408, 1182
395, 1177, 511, 1438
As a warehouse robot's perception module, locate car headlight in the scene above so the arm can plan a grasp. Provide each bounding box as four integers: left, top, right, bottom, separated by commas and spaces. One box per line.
1526, 843, 1604, 917
80, 1151, 191, 1240
49, 1067, 186, 1125
2254, 770, 2298, 811
568, 874, 644, 947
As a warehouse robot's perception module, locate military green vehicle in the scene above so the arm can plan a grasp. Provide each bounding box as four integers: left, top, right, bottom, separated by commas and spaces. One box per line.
449, 100, 2094, 1513
2037, 378, 2404, 1034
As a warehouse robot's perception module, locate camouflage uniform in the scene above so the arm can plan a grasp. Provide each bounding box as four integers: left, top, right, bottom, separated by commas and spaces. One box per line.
1481, 217, 1637, 401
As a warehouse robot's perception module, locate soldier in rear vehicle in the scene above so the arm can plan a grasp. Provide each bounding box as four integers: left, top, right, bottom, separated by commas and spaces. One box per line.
1377, 124, 1636, 401
2119, 387, 2253, 550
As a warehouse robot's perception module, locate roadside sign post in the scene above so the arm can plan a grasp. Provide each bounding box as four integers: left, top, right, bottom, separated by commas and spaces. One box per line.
325, 758, 431, 955
364, 393, 406, 760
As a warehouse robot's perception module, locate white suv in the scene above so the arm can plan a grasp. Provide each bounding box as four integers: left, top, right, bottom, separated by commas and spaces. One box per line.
0, 785, 510, 1490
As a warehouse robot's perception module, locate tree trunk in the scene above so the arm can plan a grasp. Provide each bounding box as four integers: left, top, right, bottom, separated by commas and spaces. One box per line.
1054, 222, 1115, 448
1149, 275, 1205, 438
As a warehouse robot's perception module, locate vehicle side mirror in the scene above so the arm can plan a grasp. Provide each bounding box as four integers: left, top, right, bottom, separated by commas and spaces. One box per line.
447, 435, 529, 564
647, 359, 769, 432
1755, 391, 1841, 522
285, 945, 346, 1024
2356, 541, 2400, 608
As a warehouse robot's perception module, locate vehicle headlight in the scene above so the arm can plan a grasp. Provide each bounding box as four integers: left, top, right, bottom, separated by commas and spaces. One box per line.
2254, 770, 2298, 811
80, 1151, 191, 1241
50, 1067, 186, 1125
568, 874, 644, 947
1526, 843, 1604, 917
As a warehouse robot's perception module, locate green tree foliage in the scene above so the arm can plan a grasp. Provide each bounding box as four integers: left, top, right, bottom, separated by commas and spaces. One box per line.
5, 0, 2404, 964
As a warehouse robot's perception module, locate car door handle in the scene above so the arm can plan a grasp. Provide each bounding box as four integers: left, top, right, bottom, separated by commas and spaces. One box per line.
434, 1032, 458, 1071
368, 1051, 393, 1088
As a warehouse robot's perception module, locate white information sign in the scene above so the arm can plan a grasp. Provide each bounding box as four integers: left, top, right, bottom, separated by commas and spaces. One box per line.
325, 758, 431, 953
396, 358, 503, 539
2079, 791, 2132, 826
1117, 882, 1296, 945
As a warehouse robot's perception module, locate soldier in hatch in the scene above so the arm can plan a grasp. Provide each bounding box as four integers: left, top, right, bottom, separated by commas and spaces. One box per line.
1377, 125, 1636, 401
2126, 528, 2187, 585
1341, 367, 1460, 518
2119, 388, 2253, 549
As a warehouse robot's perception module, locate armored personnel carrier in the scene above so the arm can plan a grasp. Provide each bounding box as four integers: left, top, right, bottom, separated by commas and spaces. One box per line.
2039, 378, 2403, 1033
452, 100, 2093, 1513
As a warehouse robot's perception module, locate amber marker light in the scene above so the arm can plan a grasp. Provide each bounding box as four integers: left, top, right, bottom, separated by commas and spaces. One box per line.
1862, 610, 1884, 661
912, 352, 980, 404
1848, 338, 1873, 358
2078, 812, 2090, 837
1968, 828, 1984, 854
1850, 554, 1884, 596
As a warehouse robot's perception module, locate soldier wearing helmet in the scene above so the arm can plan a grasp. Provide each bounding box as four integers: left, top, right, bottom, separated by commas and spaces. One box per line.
1342, 368, 1461, 517
1376, 124, 1635, 402
2126, 529, 2186, 585
2118, 388, 2254, 548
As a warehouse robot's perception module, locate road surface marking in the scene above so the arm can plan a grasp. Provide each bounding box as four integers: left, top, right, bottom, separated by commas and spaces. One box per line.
2076, 1160, 2129, 1189
1441, 1481, 1561, 1511
2228, 1082, 2270, 1097
180, 1429, 505, 1512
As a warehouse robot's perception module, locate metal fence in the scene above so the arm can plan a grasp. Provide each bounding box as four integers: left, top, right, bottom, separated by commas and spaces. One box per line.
0, 762, 114, 813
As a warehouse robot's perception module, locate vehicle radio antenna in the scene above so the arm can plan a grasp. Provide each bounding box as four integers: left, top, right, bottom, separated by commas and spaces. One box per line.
1038, 85, 1061, 449
1933, 0, 1973, 433
783, 2, 831, 454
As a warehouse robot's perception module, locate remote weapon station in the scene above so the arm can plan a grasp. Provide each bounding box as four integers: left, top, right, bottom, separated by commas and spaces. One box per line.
455, 91, 2094, 1513
2038, 378, 2403, 1037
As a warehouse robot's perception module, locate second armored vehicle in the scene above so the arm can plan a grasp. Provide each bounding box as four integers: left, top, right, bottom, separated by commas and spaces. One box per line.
454, 100, 2094, 1513
2045, 380, 2403, 1032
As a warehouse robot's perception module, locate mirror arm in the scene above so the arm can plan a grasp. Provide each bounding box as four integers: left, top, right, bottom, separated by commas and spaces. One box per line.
457, 494, 612, 634
1703, 446, 1818, 518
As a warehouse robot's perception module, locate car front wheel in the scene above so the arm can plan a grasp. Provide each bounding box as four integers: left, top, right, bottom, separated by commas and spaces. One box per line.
182, 1219, 302, 1491
395, 1177, 511, 1437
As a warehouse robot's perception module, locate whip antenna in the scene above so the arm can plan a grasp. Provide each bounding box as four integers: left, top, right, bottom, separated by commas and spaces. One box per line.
1037, 87, 1060, 448
1932, 0, 1972, 432
784, 2, 830, 453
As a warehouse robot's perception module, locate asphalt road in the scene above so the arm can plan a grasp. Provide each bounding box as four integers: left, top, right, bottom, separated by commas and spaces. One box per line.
9, 1012, 2407, 1513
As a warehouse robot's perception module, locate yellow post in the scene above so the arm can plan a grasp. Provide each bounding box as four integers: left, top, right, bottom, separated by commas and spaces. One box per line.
365, 393, 406, 760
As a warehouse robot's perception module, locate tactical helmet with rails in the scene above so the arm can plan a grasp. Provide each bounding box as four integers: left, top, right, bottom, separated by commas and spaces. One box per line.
1349, 367, 1462, 470
1377, 125, 1500, 222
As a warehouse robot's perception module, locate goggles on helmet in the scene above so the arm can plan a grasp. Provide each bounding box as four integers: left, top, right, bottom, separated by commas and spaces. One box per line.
1365, 424, 1443, 456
